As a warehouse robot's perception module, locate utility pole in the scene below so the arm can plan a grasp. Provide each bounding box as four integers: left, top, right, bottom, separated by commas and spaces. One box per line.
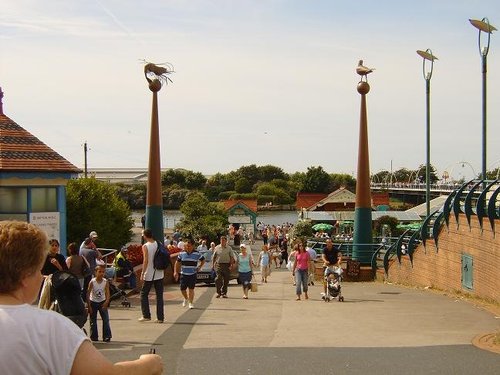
84, 141, 88, 178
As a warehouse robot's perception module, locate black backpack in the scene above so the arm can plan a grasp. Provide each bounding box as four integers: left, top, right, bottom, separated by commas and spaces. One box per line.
153, 240, 171, 270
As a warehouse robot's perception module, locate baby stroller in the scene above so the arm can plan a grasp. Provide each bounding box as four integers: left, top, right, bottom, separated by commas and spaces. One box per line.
108, 279, 131, 307
51, 271, 88, 329
321, 266, 344, 302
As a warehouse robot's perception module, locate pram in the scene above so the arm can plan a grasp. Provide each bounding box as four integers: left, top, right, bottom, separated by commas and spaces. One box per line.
51, 271, 88, 328
108, 279, 131, 308
321, 266, 344, 302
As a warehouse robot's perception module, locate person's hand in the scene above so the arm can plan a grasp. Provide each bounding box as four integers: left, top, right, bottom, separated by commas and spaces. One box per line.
138, 354, 163, 374
103, 302, 109, 310
87, 306, 93, 315
173, 272, 179, 281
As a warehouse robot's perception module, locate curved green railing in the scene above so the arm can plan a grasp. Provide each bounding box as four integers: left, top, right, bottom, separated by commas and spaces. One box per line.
384, 179, 500, 276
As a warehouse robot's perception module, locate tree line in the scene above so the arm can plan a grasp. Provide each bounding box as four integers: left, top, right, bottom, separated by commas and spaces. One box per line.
115, 164, 356, 210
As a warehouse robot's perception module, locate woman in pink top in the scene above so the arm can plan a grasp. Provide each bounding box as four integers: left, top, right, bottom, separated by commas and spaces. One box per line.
292, 241, 310, 300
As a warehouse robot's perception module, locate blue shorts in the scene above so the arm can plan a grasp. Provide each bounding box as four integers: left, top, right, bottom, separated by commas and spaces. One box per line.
180, 273, 196, 290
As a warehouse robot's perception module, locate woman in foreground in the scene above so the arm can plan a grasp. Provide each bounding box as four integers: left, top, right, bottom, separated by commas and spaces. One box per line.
0, 220, 163, 375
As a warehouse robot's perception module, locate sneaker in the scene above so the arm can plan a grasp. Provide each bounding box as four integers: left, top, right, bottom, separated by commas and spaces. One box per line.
154, 319, 164, 323
311, 281, 314, 286
103, 337, 111, 342
222, 294, 228, 299
216, 294, 221, 298
188, 303, 194, 309
138, 317, 151, 322
182, 299, 187, 307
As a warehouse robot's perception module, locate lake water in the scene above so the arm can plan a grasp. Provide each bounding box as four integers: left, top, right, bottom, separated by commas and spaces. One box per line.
132, 210, 299, 229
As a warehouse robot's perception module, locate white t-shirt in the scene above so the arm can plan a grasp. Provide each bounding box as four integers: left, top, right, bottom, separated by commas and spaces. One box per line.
143, 241, 164, 281
0, 304, 88, 375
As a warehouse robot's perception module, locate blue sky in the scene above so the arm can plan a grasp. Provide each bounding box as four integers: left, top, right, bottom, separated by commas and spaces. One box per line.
1, 0, 499, 181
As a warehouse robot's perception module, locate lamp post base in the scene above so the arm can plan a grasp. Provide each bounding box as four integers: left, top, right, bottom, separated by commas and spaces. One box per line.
145, 205, 164, 242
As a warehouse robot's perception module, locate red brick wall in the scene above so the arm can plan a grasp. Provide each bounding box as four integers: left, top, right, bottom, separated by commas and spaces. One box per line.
383, 213, 499, 302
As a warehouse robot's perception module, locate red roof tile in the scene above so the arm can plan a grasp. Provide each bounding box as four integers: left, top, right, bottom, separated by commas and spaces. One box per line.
224, 199, 258, 213
295, 192, 328, 210
0, 113, 81, 173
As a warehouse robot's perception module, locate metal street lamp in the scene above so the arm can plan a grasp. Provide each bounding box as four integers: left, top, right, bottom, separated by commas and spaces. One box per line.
417, 49, 438, 218
469, 18, 496, 182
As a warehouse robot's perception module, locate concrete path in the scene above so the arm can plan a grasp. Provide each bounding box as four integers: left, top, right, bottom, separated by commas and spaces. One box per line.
96, 258, 499, 374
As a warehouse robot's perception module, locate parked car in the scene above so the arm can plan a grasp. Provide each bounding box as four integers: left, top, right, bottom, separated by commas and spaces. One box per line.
196, 249, 239, 285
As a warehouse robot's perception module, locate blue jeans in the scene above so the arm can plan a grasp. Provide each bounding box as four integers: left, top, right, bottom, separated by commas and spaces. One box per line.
140, 278, 164, 320
295, 269, 308, 295
89, 300, 111, 341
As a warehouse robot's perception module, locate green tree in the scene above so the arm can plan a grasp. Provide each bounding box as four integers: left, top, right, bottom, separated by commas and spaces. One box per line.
235, 164, 261, 186
161, 169, 186, 187
393, 168, 412, 183
66, 177, 133, 249
293, 220, 314, 239
416, 164, 439, 184
161, 169, 207, 190
177, 192, 228, 243
235, 177, 252, 193
114, 182, 146, 209
289, 171, 306, 190
302, 166, 331, 193
373, 215, 399, 236
486, 167, 500, 180
204, 173, 235, 201
163, 188, 191, 209
329, 173, 356, 191
255, 183, 293, 204
184, 171, 207, 189
258, 165, 288, 182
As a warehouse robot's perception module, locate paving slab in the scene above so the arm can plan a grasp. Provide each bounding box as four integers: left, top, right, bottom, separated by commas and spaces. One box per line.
95, 249, 499, 374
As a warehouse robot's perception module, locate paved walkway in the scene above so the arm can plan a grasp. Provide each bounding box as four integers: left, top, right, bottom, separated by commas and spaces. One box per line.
95, 253, 499, 374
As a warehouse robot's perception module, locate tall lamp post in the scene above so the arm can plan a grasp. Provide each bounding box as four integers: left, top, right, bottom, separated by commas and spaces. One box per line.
144, 62, 173, 241
353, 60, 375, 262
417, 49, 438, 218
469, 18, 496, 182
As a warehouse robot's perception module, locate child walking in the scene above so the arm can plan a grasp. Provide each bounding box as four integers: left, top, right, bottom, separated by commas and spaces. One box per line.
87, 264, 112, 342
257, 245, 271, 283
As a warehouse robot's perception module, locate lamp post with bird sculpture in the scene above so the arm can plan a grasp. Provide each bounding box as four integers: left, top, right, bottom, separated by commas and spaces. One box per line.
353, 60, 374, 262
143, 61, 173, 242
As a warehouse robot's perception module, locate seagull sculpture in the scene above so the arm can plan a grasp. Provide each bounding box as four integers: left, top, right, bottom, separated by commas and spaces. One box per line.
356, 60, 375, 82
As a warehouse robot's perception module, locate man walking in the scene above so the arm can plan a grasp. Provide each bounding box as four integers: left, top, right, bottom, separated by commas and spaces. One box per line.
139, 229, 164, 323
174, 237, 205, 309
212, 235, 236, 298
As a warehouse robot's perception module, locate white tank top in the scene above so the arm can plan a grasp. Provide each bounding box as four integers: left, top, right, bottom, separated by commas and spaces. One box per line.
89, 278, 107, 303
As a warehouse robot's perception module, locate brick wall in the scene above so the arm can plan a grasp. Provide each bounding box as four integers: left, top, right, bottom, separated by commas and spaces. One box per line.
383, 213, 499, 303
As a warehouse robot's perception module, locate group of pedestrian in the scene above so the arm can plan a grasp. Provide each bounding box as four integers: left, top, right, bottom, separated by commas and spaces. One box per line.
286, 238, 342, 301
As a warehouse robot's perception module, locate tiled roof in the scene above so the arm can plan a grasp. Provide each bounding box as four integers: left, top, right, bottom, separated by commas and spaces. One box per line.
224, 199, 258, 213
295, 192, 328, 210
0, 113, 81, 173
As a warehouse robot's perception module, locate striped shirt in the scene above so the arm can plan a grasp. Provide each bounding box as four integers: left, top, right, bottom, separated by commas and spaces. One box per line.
177, 250, 205, 276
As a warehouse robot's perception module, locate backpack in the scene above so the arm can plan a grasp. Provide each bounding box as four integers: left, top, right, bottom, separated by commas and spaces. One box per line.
153, 240, 171, 270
